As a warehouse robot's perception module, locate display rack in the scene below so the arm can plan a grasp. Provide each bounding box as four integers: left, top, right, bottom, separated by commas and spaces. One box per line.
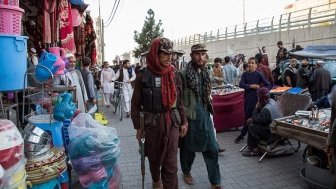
0, 91, 20, 127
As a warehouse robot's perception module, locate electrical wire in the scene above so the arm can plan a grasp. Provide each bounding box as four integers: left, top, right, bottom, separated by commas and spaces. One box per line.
104, 0, 121, 28
103, 0, 118, 26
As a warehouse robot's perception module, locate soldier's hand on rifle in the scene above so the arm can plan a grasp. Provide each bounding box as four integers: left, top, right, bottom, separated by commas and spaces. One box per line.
136, 129, 143, 143
179, 124, 188, 137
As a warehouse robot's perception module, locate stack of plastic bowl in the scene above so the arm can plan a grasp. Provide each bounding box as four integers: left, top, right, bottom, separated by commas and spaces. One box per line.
0, 119, 26, 189
0, 2, 28, 91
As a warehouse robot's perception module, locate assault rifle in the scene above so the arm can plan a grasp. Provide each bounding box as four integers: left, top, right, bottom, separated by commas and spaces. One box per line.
139, 112, 145, 189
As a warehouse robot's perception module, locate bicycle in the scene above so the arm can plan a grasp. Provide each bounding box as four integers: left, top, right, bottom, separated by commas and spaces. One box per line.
111, 81, 124, 121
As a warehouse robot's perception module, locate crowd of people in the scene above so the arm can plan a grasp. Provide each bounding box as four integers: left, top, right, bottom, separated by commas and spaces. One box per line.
25, 37, 335, 188
126, 37, 336, 189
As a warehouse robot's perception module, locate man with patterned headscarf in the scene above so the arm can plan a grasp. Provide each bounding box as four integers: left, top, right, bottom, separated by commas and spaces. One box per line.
242, 87, 283, 157
131, 37, 188, 189
179, 44, 223, 189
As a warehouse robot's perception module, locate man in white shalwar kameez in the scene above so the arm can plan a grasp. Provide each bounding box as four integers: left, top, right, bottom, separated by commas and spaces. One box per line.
113, 60, 136, 117
65, 54, 88, 113
100, 61, 115, 109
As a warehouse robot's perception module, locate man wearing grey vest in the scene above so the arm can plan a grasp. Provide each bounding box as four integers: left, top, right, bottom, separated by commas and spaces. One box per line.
81, 57, 97, 112
242, 87, 283, 157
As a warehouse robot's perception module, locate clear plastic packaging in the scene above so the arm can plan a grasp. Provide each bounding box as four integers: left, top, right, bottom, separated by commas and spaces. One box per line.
67, 113, 121, 188
0, 165, 4, 189
3, 158, 26, 187
68, 113, 118, 140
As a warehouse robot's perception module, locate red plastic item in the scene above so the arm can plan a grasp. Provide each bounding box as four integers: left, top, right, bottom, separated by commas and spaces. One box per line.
60, 183, 69, 189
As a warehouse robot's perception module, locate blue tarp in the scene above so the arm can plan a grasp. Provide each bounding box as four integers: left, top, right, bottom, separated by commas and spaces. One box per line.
290, 45, 336, 59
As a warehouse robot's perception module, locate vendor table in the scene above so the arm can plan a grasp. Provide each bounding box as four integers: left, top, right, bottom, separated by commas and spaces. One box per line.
212, 90, 245, 132
272, 109, 330, 150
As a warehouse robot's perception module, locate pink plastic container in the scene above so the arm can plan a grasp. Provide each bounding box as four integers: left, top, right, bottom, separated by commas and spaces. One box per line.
0, 4, 24, 35
0, 0, 19, 6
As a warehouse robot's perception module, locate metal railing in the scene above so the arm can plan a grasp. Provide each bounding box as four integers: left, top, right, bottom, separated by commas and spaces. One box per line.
174, 3, 336, 46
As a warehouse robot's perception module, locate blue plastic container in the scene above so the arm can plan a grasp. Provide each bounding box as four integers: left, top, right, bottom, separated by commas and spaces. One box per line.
287, 87, 303, 94
0, 35, 28, 91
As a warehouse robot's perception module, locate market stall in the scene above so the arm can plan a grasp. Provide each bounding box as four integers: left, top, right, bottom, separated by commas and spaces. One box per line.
272, 108, 333, 188
211, 85, 245, 132
0, 0, 116, 189
272, 109, 330, 150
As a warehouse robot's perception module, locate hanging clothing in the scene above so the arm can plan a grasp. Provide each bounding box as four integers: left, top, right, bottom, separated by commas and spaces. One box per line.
65, 69, 88, 112
74, 18, 86, 57
84, 13, 97, 65
59, 0, 76, 53
43, 0, 57, 43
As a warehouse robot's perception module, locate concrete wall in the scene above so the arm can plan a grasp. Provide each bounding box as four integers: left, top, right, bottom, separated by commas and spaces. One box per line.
176, 24, 336, 69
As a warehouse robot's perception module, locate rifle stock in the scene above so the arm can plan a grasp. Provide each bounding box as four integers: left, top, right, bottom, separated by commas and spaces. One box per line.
139, 112, 145, 189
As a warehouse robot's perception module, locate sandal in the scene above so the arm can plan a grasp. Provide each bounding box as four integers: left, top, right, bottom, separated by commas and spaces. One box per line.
211, 185, 224, 189
152, 181, 163, 189
182, 173, 194, 185
242, 150, 259, 157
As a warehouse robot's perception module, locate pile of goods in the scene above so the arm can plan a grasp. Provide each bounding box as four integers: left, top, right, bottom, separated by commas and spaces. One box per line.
283, 109, 331, 133
270, 86, 291, 94
211, 84, 243, 95
68, 113, 121, 188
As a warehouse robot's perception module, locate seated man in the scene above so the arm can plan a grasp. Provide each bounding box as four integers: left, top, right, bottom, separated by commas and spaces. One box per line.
242, 87, 283, 157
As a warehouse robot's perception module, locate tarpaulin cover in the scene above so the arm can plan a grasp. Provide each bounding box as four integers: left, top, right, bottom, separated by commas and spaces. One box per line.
290, 45, 336, 59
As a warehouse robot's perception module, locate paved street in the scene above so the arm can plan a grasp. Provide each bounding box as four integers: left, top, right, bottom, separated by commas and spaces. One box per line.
98, 105, 309, 189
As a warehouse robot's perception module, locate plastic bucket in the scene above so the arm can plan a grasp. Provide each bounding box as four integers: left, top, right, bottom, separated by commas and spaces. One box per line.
0, 34, 27, 91
0, 4, 24, 35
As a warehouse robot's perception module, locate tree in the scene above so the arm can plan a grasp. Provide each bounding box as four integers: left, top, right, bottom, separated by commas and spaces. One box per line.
133, 9, 164, 58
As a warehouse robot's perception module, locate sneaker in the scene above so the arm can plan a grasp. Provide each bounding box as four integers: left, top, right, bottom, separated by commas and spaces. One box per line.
234, 136, 244, 143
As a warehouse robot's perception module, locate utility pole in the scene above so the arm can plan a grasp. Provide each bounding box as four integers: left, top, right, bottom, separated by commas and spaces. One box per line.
99, 0, 105, 63
102, 20, 105, 63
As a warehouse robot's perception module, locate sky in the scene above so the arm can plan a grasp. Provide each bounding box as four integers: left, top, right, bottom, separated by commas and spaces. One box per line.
85, 0, 294, 62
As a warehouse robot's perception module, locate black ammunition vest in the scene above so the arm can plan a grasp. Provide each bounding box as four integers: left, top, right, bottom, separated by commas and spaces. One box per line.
141, 69, 165, 113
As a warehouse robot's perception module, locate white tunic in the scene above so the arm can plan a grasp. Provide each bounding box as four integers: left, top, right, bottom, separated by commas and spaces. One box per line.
113, 68, 136, 112
100, 68, 115, 94
65, 69, 88, 112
